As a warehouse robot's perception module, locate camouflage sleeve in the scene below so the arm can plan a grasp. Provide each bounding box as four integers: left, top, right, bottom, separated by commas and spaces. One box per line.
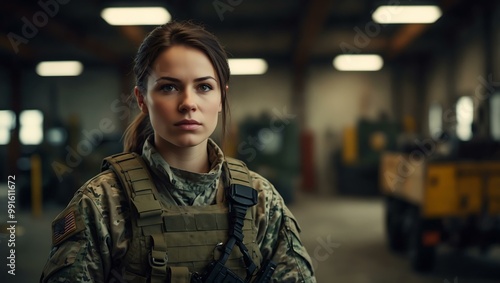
40, 171, 129, 283
251, 172, 316, 283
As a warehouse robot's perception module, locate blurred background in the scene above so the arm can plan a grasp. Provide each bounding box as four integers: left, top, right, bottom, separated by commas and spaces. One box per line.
1, 0, 500, 282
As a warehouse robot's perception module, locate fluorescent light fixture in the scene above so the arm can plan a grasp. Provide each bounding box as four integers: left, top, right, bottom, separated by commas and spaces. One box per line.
428, 103, 443, 139
0, 130, 9, 145
0, 110, 15, 145
229, 59, 268, 75
0, 110, 15, 129
36, 61, 83, 77
101, 7, 171, 25
333, 54, 383, 71
456, 96, 473, 141
372, 5, 442, 24
20, 110, 44, 145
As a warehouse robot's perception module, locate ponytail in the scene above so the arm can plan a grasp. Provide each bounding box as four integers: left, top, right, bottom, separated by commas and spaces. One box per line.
123, 112, 153, 154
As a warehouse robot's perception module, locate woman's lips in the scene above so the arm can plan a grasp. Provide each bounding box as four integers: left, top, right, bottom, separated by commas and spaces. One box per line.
175, 119, 201, 130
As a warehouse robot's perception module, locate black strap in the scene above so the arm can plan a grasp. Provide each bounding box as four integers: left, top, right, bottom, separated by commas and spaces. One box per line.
227, 184, 258, 276
193, 159, 268, 282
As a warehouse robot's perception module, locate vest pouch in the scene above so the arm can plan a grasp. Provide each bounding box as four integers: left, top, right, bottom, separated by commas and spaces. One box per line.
169, 266, 191, 282
161, 205, 262, 280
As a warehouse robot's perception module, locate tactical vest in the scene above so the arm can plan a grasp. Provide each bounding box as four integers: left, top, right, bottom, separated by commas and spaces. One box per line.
102, 152, 263, 283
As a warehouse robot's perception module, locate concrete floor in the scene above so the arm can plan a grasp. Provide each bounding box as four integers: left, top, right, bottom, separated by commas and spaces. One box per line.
1, 194, 500, 283
288, 194, 500, 283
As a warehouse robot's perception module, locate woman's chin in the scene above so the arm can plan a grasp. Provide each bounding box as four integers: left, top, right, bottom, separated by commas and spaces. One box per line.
170, 135, 207, 148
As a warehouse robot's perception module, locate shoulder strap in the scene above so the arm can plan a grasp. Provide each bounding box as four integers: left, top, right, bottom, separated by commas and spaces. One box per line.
224, 157, 254, 188
102, 153, 168, 283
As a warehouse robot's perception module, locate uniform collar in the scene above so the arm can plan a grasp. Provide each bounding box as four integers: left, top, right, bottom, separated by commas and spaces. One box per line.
141, 136, 225, 205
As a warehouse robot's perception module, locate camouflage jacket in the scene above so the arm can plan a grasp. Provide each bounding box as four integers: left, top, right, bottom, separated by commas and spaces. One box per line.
40, 138, 316, 283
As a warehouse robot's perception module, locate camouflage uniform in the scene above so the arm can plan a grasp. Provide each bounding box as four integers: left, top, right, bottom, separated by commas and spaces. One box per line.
40, 138, 316, 283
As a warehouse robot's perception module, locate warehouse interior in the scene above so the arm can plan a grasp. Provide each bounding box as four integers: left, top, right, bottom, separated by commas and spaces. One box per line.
1, 0, 500, 282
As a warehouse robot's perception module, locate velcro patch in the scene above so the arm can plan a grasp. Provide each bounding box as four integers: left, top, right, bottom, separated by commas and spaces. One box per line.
52, 208, 85, 246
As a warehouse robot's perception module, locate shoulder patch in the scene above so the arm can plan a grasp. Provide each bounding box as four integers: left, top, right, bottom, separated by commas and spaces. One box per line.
52, 207, 85, 246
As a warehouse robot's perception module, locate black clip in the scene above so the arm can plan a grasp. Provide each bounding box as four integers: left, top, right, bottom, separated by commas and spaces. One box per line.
227, 184, 258, 207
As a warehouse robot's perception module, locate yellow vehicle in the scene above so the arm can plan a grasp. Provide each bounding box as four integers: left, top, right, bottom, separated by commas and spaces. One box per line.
380, 152, 500, 271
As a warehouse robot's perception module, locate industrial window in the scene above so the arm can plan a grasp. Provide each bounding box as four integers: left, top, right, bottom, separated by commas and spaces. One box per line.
456, 96, 473, 141
0, 110, 16, 145
428, 103, 442, 139
491, 93, 500, 141
20, 110, 44, 145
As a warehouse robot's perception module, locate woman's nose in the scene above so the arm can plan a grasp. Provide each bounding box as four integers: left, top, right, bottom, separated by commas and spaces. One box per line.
178, 90, 197, 112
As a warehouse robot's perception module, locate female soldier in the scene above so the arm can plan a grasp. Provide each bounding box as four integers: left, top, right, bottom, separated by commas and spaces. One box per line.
40, 21, 316, 283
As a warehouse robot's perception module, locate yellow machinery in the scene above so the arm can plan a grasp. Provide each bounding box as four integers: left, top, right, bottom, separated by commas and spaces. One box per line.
380, 152, 500, 271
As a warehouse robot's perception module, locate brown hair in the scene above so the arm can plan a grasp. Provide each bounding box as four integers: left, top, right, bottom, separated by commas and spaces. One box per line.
123, 21, 230, 154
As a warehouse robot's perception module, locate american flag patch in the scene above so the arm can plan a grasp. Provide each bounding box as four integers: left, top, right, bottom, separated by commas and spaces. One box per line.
53, 210, 77, 245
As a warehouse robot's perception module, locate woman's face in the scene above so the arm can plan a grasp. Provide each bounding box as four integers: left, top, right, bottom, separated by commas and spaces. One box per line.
136, 45, 222, 149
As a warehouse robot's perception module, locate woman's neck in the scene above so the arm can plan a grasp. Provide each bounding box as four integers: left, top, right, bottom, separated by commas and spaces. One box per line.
154, 137, 210, 173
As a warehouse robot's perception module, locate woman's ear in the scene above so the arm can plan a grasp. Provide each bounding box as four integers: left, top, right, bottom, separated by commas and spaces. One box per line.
134, 86, 148, 114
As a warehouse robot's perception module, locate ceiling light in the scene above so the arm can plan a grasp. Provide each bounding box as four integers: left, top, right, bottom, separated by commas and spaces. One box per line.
372, 5, 442, 24
229, 59, 268, 75
0, 110, 15, 145
36, 61, 83, 76
20, 110, 44, 145
101, 7, 171, 26
333, 54, 383, 71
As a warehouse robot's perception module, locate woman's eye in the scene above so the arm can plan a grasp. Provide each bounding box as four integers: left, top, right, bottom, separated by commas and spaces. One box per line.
199, 84, 213, 92
160, 84, 177, 92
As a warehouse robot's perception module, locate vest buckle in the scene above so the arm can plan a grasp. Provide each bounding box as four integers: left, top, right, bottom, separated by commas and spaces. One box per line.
149, 251, 168, 267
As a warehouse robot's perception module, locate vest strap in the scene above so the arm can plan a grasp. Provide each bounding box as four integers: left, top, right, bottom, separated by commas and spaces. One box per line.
102, 153, 168, 282
225, 157, 253, 187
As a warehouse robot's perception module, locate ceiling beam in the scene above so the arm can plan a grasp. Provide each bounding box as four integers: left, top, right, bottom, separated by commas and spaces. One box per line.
118, 26, 146, 49
293, 0, 333, 67
386, 24, 429, 58
386, 0, 462, 59
3, 3, 120, 64
86, 0, 144, 57
0, 33, 36, 60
